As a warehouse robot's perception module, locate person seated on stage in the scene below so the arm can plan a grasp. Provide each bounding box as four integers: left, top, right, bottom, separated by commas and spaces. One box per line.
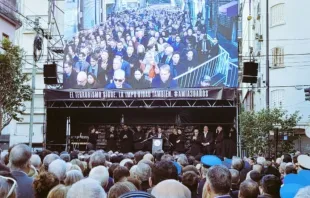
151, 64, 178, 88
105, 69, 132, 89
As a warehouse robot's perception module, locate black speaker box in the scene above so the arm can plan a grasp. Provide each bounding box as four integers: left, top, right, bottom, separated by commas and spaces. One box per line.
242, 62, 258, 83
44, 77, 58, 84
44, 64, 57, 78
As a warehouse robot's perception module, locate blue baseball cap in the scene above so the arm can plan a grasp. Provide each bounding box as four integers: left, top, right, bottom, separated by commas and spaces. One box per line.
173, 161, 182, 175
280, 184, 303, 198
201, 155, 222, 168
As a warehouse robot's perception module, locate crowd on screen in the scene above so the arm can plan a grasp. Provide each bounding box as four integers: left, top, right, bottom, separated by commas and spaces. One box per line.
63, 7, 220, 89
1, 141, 310, 198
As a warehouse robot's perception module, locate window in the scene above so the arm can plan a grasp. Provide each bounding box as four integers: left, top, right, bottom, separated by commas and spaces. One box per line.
2, 33, 9, 40
271, 89, 284, 107
272, 47, 284, 67
271, 3, 285, 26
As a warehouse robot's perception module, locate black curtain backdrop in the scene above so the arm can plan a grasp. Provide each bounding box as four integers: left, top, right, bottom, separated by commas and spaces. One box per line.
46, 107, 236, 145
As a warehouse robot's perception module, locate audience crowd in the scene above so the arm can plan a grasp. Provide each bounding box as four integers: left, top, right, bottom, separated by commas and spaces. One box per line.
63, 6, 220, 89
1, 143, 310, 198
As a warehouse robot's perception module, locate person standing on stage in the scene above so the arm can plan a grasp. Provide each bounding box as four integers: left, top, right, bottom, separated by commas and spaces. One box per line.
189, 129, 201, 157
155, 127, 167, 151
88, 126, 99, 150
106, 126, 118, 152
146, 127, 157, 152
120, 125, 133, 153
169, 128, 178, 152
133, 125, 145, 151
215, 125, 224, 157
199, 126, 214, 154
175, 129, 185, 153
222, 127, 237, 158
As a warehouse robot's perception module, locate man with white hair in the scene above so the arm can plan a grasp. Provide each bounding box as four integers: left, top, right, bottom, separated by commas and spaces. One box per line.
151, 179, 191, 198
48, 159, 67, 182
89, 151, 106, 169
30, 154, 41, 170
160, 46, 174, 64
9, 144, 35, 198
89, 166, 109, 188
43, 153, 60, 171
67, 178, 107, 198
105, 69, 132, 89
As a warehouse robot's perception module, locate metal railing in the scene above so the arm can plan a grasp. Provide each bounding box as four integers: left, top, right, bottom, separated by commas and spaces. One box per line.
173, 38, 231, 87
224, 62, 238, 87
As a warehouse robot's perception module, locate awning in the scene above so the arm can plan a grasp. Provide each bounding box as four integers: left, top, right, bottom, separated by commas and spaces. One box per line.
219, 1, 238, 17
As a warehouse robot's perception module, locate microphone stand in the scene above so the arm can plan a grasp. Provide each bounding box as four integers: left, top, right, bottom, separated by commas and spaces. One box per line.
163, 135, 173, 146
141, 135, 155, 143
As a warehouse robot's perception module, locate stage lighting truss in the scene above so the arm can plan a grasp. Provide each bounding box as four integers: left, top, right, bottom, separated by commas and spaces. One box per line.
45, 99, 235, 109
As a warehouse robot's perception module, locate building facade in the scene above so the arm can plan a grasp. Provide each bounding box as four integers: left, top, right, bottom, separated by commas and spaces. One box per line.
240, 0, 310, 153
0, 0, 22, 149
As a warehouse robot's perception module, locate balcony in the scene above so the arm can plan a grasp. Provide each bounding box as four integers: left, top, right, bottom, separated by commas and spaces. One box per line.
0, 0, 22, 29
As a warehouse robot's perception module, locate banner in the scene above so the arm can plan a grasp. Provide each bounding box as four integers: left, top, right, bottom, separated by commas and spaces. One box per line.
44, 88, 235, 101
63, 0, 238, 91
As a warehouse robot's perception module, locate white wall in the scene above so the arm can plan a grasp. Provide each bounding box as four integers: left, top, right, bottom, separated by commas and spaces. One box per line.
0, 18, 16, 41
241, 0, 310, 125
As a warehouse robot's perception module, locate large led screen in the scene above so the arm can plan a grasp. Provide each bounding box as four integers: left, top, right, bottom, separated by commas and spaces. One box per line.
63, 0, 238, 89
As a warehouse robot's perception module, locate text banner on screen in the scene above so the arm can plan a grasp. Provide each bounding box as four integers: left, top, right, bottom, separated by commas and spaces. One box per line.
44, 88, 235, 101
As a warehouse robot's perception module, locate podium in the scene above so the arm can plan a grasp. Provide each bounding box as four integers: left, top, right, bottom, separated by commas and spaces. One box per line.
152, 138, 163, 154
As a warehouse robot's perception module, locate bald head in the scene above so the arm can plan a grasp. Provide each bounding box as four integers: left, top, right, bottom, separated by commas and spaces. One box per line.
9, 144, 32, 171
151, 179, 191, 198
77, 71, 87, 86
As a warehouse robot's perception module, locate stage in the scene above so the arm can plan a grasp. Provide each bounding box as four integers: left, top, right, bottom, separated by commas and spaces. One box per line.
44, 87, 238, 153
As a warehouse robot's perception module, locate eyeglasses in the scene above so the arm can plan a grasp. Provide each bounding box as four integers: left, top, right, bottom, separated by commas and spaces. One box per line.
0, 175, 17, 198
113, 78, 123, 82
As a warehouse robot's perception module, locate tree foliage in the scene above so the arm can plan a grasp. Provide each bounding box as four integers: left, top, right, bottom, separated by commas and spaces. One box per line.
0, 39, 32, 133
239, 108, 301, 157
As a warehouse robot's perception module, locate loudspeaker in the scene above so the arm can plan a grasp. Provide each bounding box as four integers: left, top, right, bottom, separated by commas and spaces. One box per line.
44, 64, 58, 84
44, 64, 57, 77
44, 78, 58, 84
242, 62, 258, 83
